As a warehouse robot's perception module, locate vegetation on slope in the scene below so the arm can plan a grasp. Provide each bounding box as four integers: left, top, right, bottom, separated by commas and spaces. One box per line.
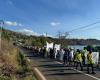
0, 29, 36, 80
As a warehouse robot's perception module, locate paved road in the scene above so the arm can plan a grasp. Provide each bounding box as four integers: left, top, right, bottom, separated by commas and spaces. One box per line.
20, 47, 100, 80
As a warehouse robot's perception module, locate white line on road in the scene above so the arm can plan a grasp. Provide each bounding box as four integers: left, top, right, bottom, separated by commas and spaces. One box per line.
73, 69, 100, 80
55, 61, 100, 80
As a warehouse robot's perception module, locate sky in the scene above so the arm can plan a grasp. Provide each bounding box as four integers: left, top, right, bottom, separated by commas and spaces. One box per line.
0, 0, 100, 39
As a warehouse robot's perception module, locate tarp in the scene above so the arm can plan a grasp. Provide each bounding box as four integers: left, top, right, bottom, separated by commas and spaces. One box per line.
92, 52, 99, 64
85, 52, 99, 64
46, 41, 53, 50
54, 44, 61, 51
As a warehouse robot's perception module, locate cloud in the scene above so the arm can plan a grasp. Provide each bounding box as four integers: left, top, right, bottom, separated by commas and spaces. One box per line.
5, 21, 24, 27
5, 21, 17, 26
17, 29, 40, 36
50, 22, 60, 26
42, 33, 53, 37
17, 29, 54, 37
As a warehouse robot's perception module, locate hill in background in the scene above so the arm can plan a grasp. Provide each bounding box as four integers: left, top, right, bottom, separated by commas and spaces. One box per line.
1, 28, 100, 47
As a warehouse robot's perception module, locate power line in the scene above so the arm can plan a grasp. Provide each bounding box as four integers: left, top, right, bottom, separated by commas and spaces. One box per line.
67, 20, 100, 33
60, 20, 100, 39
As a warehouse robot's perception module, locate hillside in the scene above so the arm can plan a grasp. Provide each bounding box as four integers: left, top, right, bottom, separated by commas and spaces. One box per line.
0, 38, 18, 80
1, 28, 100, 47
0, 29, 36, 80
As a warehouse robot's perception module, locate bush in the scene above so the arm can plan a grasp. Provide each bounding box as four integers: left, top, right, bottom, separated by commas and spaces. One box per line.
17, 52, 26, 66
17, 51, 32, 76
0, 75, 11, 80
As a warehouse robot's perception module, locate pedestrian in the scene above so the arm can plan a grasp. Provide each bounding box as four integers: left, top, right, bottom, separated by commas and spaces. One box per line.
54, 48, 57, 59
40, 47, 43, 57
42, 47, 45, 57
43, 47, 48, 58
70, 48, 74, 61
59, 49, 64, 61
73, 50, 77, 67
82, 49, 87, 65
68, 48, 74, 65
49, 48, 54, 59
87, 50, 95, 74
56, 50, 60, 60
63, 49, 69, 65
76, 49, 83, 71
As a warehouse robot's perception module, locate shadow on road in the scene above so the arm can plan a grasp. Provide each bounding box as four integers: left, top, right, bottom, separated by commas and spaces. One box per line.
46, 68, 72, 71
46, 72, 81, 76
39, 64, 65, 68
40, 60, 54, 62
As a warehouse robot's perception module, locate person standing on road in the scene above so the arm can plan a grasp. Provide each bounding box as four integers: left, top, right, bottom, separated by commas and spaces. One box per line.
49, 48, 54, 59
82, 49, 87, 65
87, 50, 95, 74
76, 49, 83, 71
59, 49, 64, 62
63, 49, 69, 65
54, 48, 57, 59
43, 47, 48, 58
69, 48, 74, 65
74, 50, 77, 67
56, 50, 60, 60
40, 47, 43, 57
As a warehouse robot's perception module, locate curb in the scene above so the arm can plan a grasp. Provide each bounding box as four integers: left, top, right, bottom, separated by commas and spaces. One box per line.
33, 67, 47, 80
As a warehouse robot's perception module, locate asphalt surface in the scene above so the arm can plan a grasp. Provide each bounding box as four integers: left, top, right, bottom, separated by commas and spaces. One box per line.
20, 47, 100, 80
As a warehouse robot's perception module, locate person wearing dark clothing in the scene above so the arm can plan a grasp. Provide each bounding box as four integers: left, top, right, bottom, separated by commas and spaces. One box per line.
56, 50, 60, 60
50, 48, 54, 59
43, 47, 47, 58
82, 49, 87, 65
63, 49, 69, 65
40, 48, 43, 57
82, 53, 86, 65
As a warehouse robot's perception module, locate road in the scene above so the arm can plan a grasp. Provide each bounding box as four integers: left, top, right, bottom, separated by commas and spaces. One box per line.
20, 47, 100, 80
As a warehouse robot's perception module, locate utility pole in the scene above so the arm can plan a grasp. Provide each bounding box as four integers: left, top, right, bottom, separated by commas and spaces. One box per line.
58, 31, 62, 39
46, 32, 47, 37
65, 32, 69, 39
0, 20, 4, 50
57, 31, 62, 44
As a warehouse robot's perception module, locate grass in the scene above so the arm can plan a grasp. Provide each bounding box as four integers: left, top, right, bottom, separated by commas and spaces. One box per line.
0, 38, 37, 80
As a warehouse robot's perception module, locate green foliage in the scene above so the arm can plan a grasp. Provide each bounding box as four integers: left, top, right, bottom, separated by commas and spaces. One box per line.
32, 41, 41, 46
95, 46, 100, 52
40, 37, 46, 45
1, 28, 10, 41
16, 52, 37, 80
17, 52, 27, 75
86, 45, 93, 51
0, 75, 11, 80
32, 39, 43, 46
17, 52, 25, 66
84, 45, 100, 52
17, 51, 33, 74
1, 28, 37, 80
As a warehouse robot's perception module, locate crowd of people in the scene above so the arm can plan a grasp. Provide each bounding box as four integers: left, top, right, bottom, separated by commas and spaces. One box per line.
27, 46, 97, 74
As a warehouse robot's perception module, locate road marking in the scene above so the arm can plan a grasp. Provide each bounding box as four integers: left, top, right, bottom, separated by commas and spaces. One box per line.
73, 69, 100, 80
55, 61, 100, 80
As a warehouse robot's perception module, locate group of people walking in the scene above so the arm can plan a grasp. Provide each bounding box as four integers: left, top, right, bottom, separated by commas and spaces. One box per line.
74, 49, 95, 74
31, 46, 96, 74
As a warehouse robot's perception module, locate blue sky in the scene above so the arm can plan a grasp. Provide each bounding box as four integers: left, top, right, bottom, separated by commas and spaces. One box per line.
0, 0, 100, 39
